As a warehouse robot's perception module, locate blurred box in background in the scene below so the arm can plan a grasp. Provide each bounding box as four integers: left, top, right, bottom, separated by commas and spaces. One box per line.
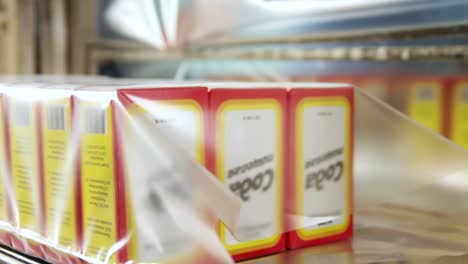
397, 77, 448, 136
118, 85, 208, 262
39, 86, 81, 263
448, 77, 468, 149
73, 88, 124, 263
5, 83, 46, 258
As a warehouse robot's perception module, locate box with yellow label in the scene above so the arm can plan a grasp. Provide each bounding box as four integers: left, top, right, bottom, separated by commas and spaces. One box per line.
5, 84, 47, 258
287, 84, 354, 249
0, 90, 12, 247
39, 87, 82, 263
404, 78, 448, 135
73, 88, 125, 263
449, 78, 468, 149
209, 86, 287, 262
117, 85, 208, 262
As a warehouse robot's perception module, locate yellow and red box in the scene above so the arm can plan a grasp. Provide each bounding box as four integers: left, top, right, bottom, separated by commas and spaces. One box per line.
38, 86, 82, 264
286, 84, 354, 249
0, 90, 12, 248
208, 85, 287, 261
72, 88, 127, 263
117, 85, 209, 263
447, 77, 468, 148
399, 76, 449, 136
4, 83, 48, 258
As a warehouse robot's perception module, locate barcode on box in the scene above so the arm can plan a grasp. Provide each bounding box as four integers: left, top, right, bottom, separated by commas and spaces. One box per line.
13, 102, 32, 127
46, 104, 66, 131
85, 107, 107, 135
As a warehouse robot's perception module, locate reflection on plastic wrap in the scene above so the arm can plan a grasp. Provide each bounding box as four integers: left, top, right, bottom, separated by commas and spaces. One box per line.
240, 209, 468, 263
351, 89, 468, 263
354, 89, 468, 217
121, 106, 239, 263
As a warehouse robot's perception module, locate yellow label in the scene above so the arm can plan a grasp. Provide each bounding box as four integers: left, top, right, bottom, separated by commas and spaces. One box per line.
0, 98, 8, 222
408, 82, 442, 133
295, 97, 351, 240
80, 102, 117, 263
451, 82, 468, 149
42, 98, 77, 248
216, 99, 283, 255
126, 99, 205, 262
9, 99, 41, 232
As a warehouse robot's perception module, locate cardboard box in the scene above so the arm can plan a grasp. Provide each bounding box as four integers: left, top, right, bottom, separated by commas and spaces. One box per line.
73, 88, 125, 263
117, 85, 209, 262
39, 86, 82, 263
449, 78, 468, 148
209, 85, 287, 261
287, 84, 354, 249
76, 83, 211, 263
0, 87, 12, 247
402, 77, 448, 135
4, 83, 47, 258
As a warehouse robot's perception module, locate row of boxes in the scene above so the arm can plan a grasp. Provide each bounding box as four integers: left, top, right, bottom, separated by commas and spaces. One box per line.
0, 80, 354, 263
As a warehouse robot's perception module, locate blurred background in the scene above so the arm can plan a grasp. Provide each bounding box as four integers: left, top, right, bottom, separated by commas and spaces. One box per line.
3, 0, 468, 145
3, 0, 468, 263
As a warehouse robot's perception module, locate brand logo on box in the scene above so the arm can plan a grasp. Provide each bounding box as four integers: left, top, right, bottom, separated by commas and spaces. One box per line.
228, 154, 275, 201
305, 148, 344, 191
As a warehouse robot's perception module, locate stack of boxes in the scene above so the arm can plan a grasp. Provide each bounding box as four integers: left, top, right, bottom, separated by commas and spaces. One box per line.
0, 79, 355, 263
5, 75, 468, 263
208, 83, 354, 261
9, 74, 468, 262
